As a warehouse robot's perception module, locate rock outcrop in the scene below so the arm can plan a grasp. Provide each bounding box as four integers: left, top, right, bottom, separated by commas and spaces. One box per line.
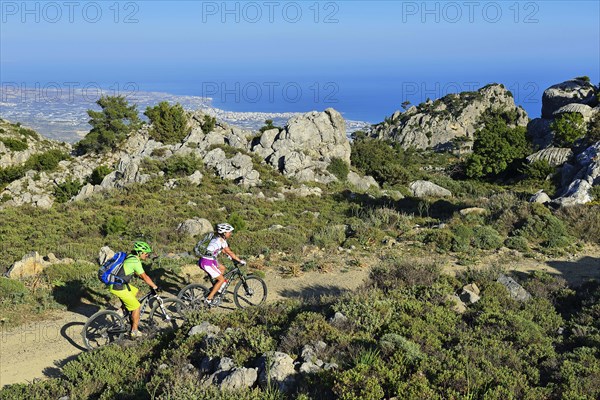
528, 78, 599, 152
0, 107, 362, 208
254, 108, 351, 183
369, 84, 529, 150
541, 78, 598, 118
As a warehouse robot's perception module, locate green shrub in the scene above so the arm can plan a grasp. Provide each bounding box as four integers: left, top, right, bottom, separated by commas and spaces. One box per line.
472, 225, 503, 250
0, 165, 25, 185
520, 159, 555, 181
311, 224, 346, 248
424, 229, 454, 251
205, 325, 276, 365
103, 215, 128, 236
76, 95, 141, 154
25, 149, 70, 172
54, 178, 83, 203
18, 127, 37, 138
552, 112, 586, 147
88, 165, 112, 185
327, 157, 350, 181
259, 119, 280, 133
0, 277, 29, 304
202, 115, 216, 134
369, 257, 441, 292
450, 224, 473, 252
514, 204, 572, 248
505, 236, 530, 252
162, 154, 203, 177
0, 138, 28, 151
145, 101, 190, 144
465, 111, 530, 178
228, 212, 247, 231
44, 262, 97, 283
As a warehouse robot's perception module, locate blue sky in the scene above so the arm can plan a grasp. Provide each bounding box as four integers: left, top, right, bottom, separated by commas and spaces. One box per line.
1, 0, 599, 122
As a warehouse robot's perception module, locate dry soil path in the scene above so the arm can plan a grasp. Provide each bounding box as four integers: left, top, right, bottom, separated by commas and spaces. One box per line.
0, 267, 371, 388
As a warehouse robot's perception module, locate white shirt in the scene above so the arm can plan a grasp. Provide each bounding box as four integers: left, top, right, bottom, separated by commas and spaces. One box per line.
205, 236, 228, 257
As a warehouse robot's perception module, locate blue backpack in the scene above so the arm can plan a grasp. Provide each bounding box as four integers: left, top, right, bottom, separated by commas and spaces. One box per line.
98, 252, 127, 285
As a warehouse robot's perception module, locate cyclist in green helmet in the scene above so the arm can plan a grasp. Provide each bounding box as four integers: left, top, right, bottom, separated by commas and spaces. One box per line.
109, 241, 160, 338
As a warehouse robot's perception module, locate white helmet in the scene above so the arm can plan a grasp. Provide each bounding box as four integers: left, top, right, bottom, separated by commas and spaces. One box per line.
217, 223, 234, 234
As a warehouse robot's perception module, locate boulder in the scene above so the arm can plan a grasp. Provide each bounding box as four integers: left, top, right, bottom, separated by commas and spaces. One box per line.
258, 351, 298, 394
6, 252, 48, 278
526, 148, 572, 167
553, 103, 597, 123
409, 180, 452, 198
98, 246, 115, 266
177, 218, 213, 237
541, 78, 598, 118
347, 171, 379, 191
188, 321, 221, 337
497, 274, 531, 301
529, 190, 551, 204
219, 367, 258, 391
459, 207, 486, 216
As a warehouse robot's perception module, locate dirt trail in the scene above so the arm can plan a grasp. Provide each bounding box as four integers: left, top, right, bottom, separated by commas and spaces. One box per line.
2, 246, 600, 388
0, 267, 371, 388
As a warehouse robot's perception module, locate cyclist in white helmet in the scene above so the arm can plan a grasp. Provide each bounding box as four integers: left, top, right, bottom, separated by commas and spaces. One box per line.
198, 223, 246, 305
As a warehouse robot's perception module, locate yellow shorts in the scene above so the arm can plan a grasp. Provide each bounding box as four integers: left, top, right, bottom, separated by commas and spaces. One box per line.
110, 284, 140, 311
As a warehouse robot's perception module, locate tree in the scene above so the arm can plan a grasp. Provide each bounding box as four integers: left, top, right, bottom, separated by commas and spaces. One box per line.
465, 113, 530, 179
76, 96, 141, 154
259, 119, 280, 133
144, 101, 190, 144
552, 112, 586, 147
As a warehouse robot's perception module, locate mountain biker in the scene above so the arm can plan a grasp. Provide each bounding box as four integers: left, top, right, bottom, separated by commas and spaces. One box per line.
109, 241, 160, 337
199, 223, 246, 306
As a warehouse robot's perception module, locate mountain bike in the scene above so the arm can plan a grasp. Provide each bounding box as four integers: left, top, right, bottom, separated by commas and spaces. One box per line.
177, 262, 267, 310
82, 291, 187, 350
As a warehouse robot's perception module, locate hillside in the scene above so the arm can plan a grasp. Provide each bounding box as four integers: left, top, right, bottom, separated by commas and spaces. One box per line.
1, 77, 600, 398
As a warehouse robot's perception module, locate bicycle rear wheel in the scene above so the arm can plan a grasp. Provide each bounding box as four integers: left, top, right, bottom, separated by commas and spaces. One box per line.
177, 283, 210, 311
233, 275, 267, 309
82, 310, 127, 350
149, 298, 187, 331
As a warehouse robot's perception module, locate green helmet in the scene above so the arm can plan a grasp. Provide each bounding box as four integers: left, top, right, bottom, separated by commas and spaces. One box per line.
133, 241, 152, 254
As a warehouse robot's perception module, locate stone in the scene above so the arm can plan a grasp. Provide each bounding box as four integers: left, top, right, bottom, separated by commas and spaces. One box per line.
497, 274, 532, 301
219, 367, 258, 390
258, 352, 298, 394
541, 78, 598, 118
347, 171, 379, 191
6, 252, 48, 278
459, 207, 486, 216
529, 190, 551, 204
409, 180, 452, 198
526, 148, 573, 167
98, 246, 115, 266
177, 218, 213, 237
188, 321, 221, 337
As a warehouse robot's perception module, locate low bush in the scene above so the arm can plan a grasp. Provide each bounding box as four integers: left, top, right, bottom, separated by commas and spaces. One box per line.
0, 277, 29, 304
327, 157, 350, 181
0, 138, 28, 152
505, 235, 530, 252
145, 101, 190, 144
88, 165, 112, 185
54, 178, 83, 203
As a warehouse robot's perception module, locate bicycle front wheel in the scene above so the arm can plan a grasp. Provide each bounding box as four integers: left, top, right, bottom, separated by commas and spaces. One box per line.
82, 310, 127, 350
149, 298, 187, 331
233, 275, 267, 309
177, 283, 210, 311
